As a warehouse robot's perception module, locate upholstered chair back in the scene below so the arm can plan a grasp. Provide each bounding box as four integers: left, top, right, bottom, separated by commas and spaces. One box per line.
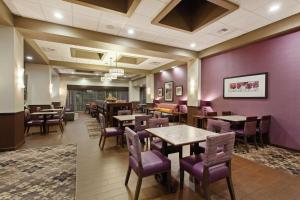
159, 118, 169, 127
148, 118, 161, 128
203, 132, 235, 167
244, 117, 258, 136
125, 127, 142, 163
153, 111, 162, 118
98, 113, 106, 136
135, 115, 151, 131
118, 110, 132, 115
260, 115, 271, 134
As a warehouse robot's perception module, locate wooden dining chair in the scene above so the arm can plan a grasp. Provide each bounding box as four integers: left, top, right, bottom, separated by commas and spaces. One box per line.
180, 132, 236, 200
153, 111, 162, 118
257, 115, 271, 147
24, 109, 44, 135
124, 127, 172, 200
45, 110, 65, 134
134, 115, 152, 145
235, 116, 258, 152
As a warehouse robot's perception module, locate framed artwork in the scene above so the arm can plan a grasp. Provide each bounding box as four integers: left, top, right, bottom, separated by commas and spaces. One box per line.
223, 72, 268, 99
175, 86, 183, 96
158, 88, 163, 97
164, 81, 174, 102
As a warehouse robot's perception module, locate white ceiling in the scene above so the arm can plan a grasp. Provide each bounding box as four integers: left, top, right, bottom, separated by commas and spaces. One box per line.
35, 39, 173, 70
4, 0, 300, 51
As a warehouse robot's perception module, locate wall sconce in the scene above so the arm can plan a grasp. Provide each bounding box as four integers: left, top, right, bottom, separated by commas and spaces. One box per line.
49, 83, 53, 96
147, 87, 151, 95
17, 67, 25, 89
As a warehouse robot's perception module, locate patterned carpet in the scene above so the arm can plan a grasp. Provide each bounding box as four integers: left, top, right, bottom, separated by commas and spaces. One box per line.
234, 145, 300, 176
85, 118, 100, 138
0, 144, 77, 200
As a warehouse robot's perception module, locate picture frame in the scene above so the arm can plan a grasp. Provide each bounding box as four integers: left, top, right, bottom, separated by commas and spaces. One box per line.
223, 72, 268, 99
164, 81, 174, 102
175, 85, 183, 96
157, 88, 163, 97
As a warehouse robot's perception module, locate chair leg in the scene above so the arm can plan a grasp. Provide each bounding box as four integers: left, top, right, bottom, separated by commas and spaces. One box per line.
125, 165, 131, 185
179, 148, 183, 159
202, 168, 210, 200
179, 168, 184, 189
167, 170, 172, 192
244, 136, 249, 153
134, 177, 143, 200
189, 144, 193, 156
99, 135, 103, 146
259, 133, 264, 147
116, 136, 119, 145
59, 124, 64, 134
253, 135, 258, 150
226, 176, 236, 200
121, 135, 124, 148
101, 136, 106, 150
26, 126, 31, 135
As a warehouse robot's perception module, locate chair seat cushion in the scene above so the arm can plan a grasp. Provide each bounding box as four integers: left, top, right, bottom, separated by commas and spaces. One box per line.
46, 119, 61, 124
130, 150, 171, 177
180, 155, 203, 174
192, 162, 229, 183
137, 130, 150, 140
105, 127, 123, 136
235, 129, 245, 135
27, 120, 44, 125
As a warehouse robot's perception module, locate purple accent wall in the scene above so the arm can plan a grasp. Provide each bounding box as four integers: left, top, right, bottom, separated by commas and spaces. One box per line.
154, 65, 187, 104
201, 30, 300, 150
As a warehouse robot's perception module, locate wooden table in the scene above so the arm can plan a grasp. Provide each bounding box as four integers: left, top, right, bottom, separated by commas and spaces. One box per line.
41, 109, 62, 112
213, 115, 261, 122
146, 125, 218, 154
30, 112, 58, 134
113, 114, 147, 122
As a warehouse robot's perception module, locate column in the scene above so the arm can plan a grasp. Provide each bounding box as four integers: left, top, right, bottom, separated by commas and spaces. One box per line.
26, 64, 52, 105
187, 58, 201, 125
129, 80, 140, 102
0, 27, 24, 150
145, 74, 154, 104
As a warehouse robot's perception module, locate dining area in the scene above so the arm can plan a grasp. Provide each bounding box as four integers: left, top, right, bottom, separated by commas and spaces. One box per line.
93, 107, 275, 200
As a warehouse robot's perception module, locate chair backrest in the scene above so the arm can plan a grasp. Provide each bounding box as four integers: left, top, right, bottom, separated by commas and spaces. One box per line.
159, 118, 169, 127
260, 115, 271, 134
135, 115, 151, 131
207, 112, 217, 117
118, 110, 131, 115
125, 127, 142, 164
203, 132, 235, 167
98, 113, 106, 136
222, 111, 231, 116
148, 118, 161, 128
207, 119, 231, 133
153, 111, 162, 118
24, 109, 31, 121
244, 116, 258, 136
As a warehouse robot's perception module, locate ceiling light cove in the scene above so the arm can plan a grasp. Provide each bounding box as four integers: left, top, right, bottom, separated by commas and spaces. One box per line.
127, 28, 135, 35
269, 3, 281, 13
190, 43, 196, 48
54, 12, 64, 19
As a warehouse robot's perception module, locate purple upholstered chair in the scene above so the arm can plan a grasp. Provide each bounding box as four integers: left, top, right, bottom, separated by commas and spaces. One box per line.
153, 111, 162, 118
222, 111, 232, 116
149, 118, 183, 159
45, 109, 65, 134
180, 132, 236, 200
191, 119, 231, 155
117, 110, 134, 127
235, 116, 258, 152
24, 109, 44, 135
257, 115, 271, 147
134, 115, 152, 144
98, 113, 124, 150
124, 127, 171, 200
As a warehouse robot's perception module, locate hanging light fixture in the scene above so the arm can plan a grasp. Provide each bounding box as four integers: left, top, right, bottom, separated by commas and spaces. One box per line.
101, 76, 112, 82
104, 73, 117, 79
109, 52, 124, 77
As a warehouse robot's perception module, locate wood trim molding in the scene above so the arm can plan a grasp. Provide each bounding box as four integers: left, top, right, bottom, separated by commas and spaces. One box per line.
199, 12, 300, 58
14, 16, 197, 62
0, 0, 13, 26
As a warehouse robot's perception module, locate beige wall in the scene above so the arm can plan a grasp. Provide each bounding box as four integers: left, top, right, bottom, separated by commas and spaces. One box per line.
26, 64, 51, 105
51, 70, 60, 103
146, 74, 154, 103
0, 27, 24, 113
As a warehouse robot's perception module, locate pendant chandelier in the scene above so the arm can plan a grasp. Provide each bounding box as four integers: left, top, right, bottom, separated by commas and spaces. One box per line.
104, 73, 117, 79
101, 76, 112, 82
109, 52, 124, 77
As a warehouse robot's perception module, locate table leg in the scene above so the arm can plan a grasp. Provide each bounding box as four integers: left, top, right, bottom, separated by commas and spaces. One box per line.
43, 115, 46, 134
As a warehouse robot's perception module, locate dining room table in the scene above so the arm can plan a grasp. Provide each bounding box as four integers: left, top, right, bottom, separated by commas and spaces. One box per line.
30, 111, 58, 134
212, 115, 261, 122
113, 114, 148, 128
41, 108, 63, 112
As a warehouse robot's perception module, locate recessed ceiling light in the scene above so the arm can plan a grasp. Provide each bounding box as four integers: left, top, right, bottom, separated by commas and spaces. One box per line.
190, 43, 196, 48
54, 12, 63, 19
127, 28, 135, 35
26, 56, 33, 60
269, 3, 281, 13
